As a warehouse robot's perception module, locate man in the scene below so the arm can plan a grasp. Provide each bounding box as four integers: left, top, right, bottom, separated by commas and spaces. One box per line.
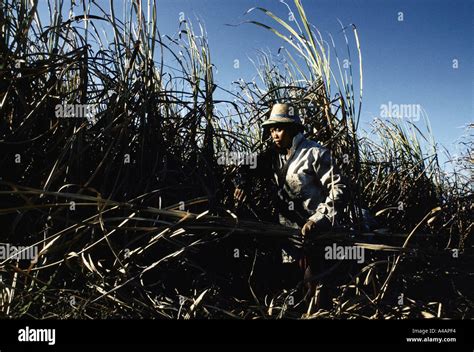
234, 103, 347, 306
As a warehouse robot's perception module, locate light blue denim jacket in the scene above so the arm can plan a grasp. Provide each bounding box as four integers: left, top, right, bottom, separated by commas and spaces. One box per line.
273, 133, 346, 229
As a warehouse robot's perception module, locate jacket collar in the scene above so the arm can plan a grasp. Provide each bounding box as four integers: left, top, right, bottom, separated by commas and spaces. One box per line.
288, 133, 305, 158
272, 132, 305, 163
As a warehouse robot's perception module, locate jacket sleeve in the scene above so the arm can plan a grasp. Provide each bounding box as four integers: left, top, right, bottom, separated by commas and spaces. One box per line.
308, 148, 347, 227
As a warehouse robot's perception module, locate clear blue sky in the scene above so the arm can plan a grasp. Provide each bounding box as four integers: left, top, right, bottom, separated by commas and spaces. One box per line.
153, 0, 472, 158
39, 0, 473, 162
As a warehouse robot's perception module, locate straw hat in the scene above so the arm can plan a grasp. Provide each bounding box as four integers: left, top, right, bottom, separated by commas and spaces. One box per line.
261, 103, 302, 127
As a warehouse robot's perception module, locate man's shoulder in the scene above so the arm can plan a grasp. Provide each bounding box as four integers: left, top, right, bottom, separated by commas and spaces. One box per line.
300, 136, 327, 153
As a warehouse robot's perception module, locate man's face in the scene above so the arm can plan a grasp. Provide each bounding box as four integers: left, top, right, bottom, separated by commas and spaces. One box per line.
269, 124, 293, 150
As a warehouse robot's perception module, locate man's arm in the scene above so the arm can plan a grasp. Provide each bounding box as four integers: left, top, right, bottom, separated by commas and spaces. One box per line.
308, 148, 347, 229
233, 147, 274, 204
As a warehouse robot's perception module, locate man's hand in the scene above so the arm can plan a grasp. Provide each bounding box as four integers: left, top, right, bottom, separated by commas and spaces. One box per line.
301, 220, 318, 238
234, 187, 247, 206
301, 217, 331, 246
